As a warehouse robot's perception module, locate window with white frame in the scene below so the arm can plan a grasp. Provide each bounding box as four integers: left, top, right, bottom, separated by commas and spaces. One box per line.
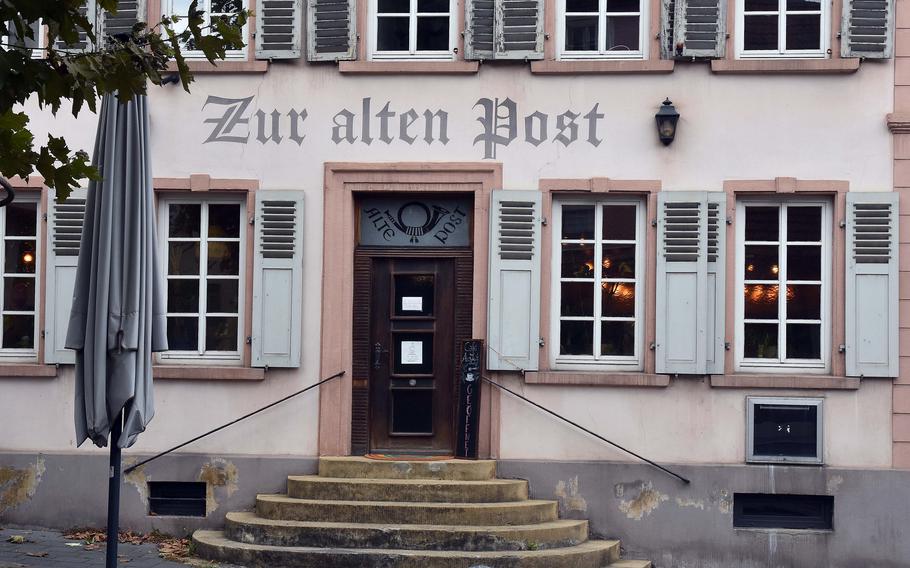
737, 0, 827, 58
2, 18, 45, 57
371, 0, 455, 59
159, 198, 245, 363
162, 0, 247, 59
0, 198, 40, 359
552, 199, 645, 369
736, 200, 831, 371
559, 0, 646, 59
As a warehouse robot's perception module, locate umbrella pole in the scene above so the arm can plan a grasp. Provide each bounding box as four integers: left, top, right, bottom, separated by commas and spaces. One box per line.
105, 411, 123, 568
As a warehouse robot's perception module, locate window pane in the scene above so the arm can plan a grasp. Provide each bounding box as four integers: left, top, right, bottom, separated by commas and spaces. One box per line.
753, 403, 818, 458
560, 320, 594, 355
601, 321, 634, 356
561, 282, 594, 316
744, 284, 779, 319
418, 0, 449, 12
786, 0, 821, 11
562, 206, 595, 239
207, 242, 240, 275
168, 242, 200, 275
4, 241, 36, 274
786, 14, 820, 50
208, 204, 240, 238
168, 279, 200, 312
602, 244, 635, 278
207, 279, 240, 313
744, 15, 779, 50
205, 316, 238, 351
602, 282, 635, 317
745, 206, 779, 241
566, 0, 597, 10
377, 17, 409, 50
786, 285, 820, 319
744, 323, 778, 358
394, 332, 434, 374
167, 316, 198, 350
744, 0, 779, 10
5, 203, 36, 236
3, 278, 35, 311
379, 0, 409, 12
787, 246, 821, 281
417, 16, 449, 50
787, 207, 822, 241
2, 315, 33, 348
786, 323, 821, 359
607, 0, 640, 12
561, 243, 595, 278
394, 274, 435, 316
744, 245, 779, 280
169, 204, 201, 238
565, 16, 599, 50
602, 205, 636, 240
605, 16, 639, 50
391, 390, 433, 434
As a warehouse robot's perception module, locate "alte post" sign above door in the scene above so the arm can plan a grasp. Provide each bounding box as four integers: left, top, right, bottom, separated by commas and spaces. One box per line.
359, 197, 472, 247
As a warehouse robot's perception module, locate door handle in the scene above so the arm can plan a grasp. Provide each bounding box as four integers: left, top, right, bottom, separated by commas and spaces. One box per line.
373, 342, 389, 369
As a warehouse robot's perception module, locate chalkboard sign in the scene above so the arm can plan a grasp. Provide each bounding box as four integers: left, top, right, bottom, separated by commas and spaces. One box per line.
456, 339, 483, 459
359, 197, 472, 247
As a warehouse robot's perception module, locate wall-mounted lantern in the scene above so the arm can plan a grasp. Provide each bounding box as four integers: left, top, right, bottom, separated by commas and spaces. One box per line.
655, 98, 680, 146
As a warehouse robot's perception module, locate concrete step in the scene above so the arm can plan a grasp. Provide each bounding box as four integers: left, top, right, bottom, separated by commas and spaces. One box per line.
287, 475, 529, 503
256, 494, 559, 525
193, 530, 621, 568
318, 457, 497, 481
608, 561, 651, 568
224, 511, 589, 551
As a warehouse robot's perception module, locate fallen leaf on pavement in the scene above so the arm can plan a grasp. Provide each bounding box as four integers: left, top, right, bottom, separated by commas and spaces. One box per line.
6, 536, 25, 544
25, 552, 48, 558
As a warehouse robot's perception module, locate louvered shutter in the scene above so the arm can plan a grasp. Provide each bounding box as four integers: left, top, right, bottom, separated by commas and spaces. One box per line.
55, 1, 95, 52
487, 190, 542, 371
465, 0, 495, 59
306, 0, 356, 61
841, 0, 893, 58
495, 0, 544, 59
97, 0, 146, 49
252, 191, 304, 368
672, 0, 725, 58
845, 192, 899, 378
44, 189, 87, 364
705, 192, 726, 375
257, 0, 303, 59
656, 192, 709, 374
659, 0, 676, 59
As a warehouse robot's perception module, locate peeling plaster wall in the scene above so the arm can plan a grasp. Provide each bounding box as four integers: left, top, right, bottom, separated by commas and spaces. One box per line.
498, 460, 910, 568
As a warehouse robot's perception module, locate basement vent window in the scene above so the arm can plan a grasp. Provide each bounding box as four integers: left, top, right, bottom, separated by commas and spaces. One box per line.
746, 397, 823, 465
148, 482, 207, 517
733, 493, 833, 530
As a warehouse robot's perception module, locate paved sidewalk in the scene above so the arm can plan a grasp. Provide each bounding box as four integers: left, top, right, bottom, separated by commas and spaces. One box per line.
0, 528, 241, 568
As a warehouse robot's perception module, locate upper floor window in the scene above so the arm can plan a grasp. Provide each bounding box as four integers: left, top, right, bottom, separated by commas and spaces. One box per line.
0, 198, 40, 360
159, 197, 246, 364
162, 0, 248, 59
370, 0, 455, 59
559, 0, 646, 59
736, 199, 831, 372
736, 0, 828, 58
2, 18, 44, 57
552, 199, 645, 370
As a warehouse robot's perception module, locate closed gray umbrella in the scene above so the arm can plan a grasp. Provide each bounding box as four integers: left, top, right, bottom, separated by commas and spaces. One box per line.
64, 92, 166, 568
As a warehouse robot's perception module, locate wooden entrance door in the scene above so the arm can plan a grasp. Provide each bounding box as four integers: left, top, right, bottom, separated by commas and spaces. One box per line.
369, 257, 457, 454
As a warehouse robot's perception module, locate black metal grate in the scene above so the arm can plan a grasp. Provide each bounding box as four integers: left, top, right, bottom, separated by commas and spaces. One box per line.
734, 493, 833, 530
148, 481, 206, 517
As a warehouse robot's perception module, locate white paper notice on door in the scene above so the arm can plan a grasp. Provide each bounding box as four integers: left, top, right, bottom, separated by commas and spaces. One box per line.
401, 296, 423, 312
401, 341, 423, 365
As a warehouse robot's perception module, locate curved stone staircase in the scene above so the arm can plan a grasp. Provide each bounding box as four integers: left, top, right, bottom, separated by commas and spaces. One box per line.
193, 457, 650, 568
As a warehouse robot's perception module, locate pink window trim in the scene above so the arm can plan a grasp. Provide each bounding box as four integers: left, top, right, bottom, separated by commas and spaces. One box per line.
537, 177, 661, 384
338, 61, 479, 74
154, 175, 259, 371
152, 366, 264, 380
722, 177, 849, 379
711, 59, 860, 74
531, 60, 674, 74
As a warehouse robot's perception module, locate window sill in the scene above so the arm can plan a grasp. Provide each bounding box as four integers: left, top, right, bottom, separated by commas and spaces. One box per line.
531, 59, 674, 74
153, 366, 265, 381
525, 371, 669, 387
710, 58, 860, 74
710, 374, 859, 390
165, 60, 269, 74
338, 61, 480, 74
0, 364, 58, 378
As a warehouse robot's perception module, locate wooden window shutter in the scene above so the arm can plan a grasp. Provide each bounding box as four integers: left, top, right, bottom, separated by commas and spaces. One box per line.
672, 0, 726, 58
487, 190, 542, 371
252, 191, 305, 368
656, 191, 710, 374
44, 189, 87, 365
55, 1, 95, 52
97, 0, 146, 49
660, 0, 676, 59
465, 0, 495, 59
306, 0, 357, 61
6, 18, 43, 51
705, 192, 726, 375
465, 0, 543, 60
257, 0, 303, 59
845, 192, 899, 378
841, 0, 893, 58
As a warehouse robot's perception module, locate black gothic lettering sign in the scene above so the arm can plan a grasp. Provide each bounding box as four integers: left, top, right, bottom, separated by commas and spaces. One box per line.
359, 197, 472, 247
456, 339, 483, 460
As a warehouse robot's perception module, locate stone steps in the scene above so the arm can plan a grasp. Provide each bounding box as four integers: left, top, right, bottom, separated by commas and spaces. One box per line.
287, 475, 529, 502
317, 457, 497, 480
